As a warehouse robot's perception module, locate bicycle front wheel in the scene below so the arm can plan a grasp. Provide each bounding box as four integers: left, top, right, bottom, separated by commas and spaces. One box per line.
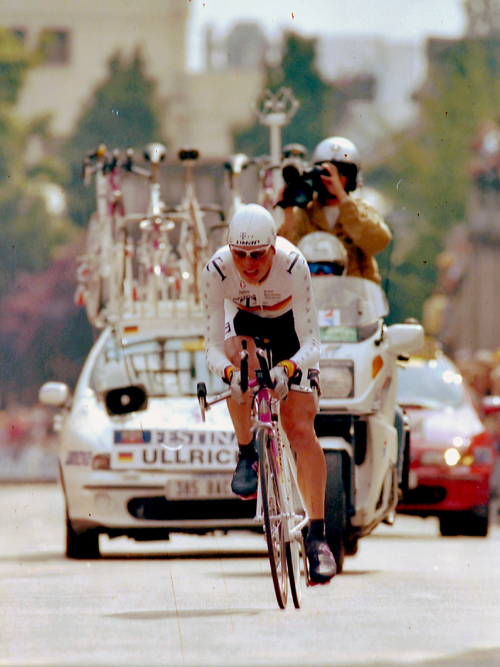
286, 540, 301, 608
256, 427, 288, 609
281, 446, 303, 608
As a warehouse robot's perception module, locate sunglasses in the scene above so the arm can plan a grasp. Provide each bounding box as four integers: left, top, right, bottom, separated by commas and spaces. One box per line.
308, 261, 345, 276
230, 245, 270, 260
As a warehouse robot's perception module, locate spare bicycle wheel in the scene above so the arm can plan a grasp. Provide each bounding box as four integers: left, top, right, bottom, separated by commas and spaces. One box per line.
256, 427, 288, 609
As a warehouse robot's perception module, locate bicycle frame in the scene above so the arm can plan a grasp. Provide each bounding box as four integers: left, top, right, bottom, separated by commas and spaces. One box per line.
252, 383, 308, 544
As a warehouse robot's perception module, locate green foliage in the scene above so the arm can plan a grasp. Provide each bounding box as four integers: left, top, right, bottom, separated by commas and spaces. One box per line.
0, 27, 81, 406
371, 37, 500, 324
0, 29, 31, 104
62, 50, 165, 228
234, 32, 347, 157
0, 31, 75, 298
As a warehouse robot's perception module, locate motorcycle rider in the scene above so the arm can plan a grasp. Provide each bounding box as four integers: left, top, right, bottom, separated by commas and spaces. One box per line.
202, 203, 337, 584
298, 229, 409, 493
277, 136, 392, 285
297, 231, 348, 278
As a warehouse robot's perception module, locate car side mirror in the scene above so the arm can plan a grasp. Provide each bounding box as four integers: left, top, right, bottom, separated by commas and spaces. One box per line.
105, 385, 148, 416
386, 323, 424, 357
39, 382, 71, 407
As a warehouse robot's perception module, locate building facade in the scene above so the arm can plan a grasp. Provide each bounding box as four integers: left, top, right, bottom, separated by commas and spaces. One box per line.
1, 0, 263, 157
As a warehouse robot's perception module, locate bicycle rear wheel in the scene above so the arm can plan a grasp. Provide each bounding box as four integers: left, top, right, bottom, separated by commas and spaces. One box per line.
256, 427, 288, 609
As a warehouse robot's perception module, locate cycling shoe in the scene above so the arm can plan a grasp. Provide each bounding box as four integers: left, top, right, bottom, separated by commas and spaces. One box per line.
231, 457, 258, 497
305, 536, 337, 584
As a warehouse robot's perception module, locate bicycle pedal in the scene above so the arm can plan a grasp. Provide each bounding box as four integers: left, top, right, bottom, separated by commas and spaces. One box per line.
240, 492, 258, 501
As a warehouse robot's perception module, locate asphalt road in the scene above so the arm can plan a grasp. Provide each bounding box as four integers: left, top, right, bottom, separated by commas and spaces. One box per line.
1, 484, 500, 667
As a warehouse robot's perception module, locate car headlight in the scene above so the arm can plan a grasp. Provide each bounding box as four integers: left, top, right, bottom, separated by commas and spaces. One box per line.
444, 448, 461, 466
320, 361, 354, 398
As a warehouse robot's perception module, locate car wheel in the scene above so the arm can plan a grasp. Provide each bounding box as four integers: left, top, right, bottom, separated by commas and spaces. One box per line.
439, 514, 460, 537
462, 504, 490, 537
324, 451, 347, 573
439, 505, 490, 538
344, 534, 359, 557
66, 512, 100, 559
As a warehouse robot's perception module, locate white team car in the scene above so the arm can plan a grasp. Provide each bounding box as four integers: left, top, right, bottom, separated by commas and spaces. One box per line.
39, 311, 255, 559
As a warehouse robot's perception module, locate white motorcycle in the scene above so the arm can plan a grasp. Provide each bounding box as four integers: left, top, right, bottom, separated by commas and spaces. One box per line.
310, 266, 424, 572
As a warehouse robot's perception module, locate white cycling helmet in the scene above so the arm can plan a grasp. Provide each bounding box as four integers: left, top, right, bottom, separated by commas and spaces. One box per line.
298, 232, 347, 276
312, 137, 361, 192
228, 203, 277, 247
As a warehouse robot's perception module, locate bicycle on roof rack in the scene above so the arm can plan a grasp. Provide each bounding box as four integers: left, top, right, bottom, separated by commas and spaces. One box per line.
197, 339, 320, 609
162, 149, 225, 303
222, 144, 308, 229
119, 142, 182, 311
76, 144, 126, 325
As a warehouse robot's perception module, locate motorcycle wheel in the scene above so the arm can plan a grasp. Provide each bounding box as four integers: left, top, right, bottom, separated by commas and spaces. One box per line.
324, 451, 347, 573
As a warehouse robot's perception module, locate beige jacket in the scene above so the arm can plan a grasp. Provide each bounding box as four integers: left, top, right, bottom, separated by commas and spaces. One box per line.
277, 197, 392, 284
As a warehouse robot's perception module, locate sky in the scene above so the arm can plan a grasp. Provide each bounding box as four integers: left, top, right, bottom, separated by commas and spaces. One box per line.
187, 0, 468, 71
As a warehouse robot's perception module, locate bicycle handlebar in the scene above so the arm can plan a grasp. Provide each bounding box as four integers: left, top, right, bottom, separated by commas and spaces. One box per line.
256, 348, 274, 389
82, 146, 124, 184
240, 340, 249, 393
197, 374, 314, 422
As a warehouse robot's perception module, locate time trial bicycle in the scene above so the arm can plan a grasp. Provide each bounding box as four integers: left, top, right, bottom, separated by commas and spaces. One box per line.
197, 340, 320, 609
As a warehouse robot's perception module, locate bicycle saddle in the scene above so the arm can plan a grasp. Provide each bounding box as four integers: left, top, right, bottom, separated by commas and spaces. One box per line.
143, 143, 167, 164
179, 148, 199, 162
224, 153, 251, 174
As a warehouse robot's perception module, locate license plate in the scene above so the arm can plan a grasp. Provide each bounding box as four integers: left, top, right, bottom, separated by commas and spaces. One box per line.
165, 476, 234, 499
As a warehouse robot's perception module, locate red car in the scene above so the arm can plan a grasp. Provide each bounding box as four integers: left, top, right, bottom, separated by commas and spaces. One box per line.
397, 352, 497, 536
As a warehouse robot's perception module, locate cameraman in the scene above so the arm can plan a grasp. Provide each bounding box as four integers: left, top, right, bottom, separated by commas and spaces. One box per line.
277, 137, 392, 284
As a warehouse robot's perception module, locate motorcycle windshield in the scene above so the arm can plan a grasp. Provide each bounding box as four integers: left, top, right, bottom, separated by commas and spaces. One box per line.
311, 276, 389, 342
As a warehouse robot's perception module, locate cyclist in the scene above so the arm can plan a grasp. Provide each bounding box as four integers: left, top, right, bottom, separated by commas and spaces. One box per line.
202, 203, 336, 584
277, 136, 392, 285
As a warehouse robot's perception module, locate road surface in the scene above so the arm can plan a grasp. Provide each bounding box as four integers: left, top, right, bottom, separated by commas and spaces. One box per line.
1, 484, 499, 667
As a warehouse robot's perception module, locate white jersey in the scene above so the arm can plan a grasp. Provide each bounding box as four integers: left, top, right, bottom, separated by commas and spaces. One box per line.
202, 236, 320, 378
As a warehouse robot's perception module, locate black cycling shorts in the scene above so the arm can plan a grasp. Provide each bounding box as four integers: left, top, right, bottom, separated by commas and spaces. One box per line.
232, 309, 300, 366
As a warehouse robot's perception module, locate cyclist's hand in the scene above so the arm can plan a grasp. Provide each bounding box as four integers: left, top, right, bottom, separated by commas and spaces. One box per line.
229, 370, 246, 404
270, 365, 289, 400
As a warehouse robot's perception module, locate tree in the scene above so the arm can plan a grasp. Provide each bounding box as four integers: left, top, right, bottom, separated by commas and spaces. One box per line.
0, 29, 75, 298
233, 32, 348, 158
369, 35, 500, 324
0, 28, 81, 406
62, 50, 165, 228
0, 240, 92, 406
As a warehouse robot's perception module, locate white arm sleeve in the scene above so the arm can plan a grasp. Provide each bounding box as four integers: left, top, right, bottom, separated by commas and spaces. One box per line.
287, 253, 320, 370
202, 260, 232, 378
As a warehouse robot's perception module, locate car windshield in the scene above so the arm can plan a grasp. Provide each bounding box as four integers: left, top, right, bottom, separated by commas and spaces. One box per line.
312, 275, 389, 343
91, 334, 225, 397
397, 357, 466, 410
